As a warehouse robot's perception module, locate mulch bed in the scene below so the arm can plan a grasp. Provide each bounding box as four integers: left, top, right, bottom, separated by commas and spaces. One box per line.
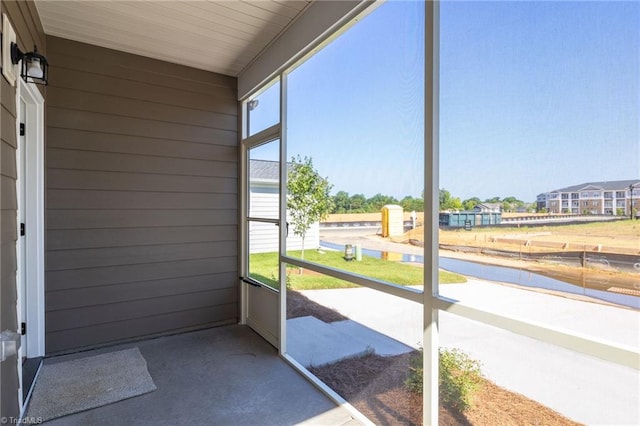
287, 290, 347, 322
289, 291, 583, 425
308, 349, 582, 426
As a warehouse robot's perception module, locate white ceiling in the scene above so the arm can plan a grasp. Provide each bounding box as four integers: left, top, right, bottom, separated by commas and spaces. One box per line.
35, 0, 312, 77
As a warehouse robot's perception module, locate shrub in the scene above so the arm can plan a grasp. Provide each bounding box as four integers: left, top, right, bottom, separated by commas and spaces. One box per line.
405, 348, 483, 413
439, 348, 483, 411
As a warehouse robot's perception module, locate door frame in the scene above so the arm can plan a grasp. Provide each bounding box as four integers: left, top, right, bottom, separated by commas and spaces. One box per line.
15, 78, 45, 410
240, 127, 282, 348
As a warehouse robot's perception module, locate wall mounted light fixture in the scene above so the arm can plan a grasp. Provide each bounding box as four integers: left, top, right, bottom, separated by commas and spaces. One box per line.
11, 43, 48, 85
247, 99, 259, 111
2, 13, 48, 86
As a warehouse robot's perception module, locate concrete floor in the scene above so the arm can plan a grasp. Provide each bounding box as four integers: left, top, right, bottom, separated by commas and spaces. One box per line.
39, 325, 360, 426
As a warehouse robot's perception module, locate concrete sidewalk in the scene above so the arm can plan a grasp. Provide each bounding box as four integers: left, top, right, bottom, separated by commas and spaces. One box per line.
298, 280, 640, 425
287, 316, 413, 367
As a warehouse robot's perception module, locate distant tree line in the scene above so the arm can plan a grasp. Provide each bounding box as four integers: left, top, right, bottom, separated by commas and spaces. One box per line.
439, 189, 533, 212
330, 188, 533, 214
330, 191, 424, 214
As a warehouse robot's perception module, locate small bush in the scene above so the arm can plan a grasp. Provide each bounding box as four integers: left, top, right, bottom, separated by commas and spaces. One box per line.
405, 348, 483, 413
439, 348, 483, 411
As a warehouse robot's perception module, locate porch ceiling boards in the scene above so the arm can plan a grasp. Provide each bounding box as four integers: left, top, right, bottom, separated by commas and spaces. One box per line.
34, 0, 312, 76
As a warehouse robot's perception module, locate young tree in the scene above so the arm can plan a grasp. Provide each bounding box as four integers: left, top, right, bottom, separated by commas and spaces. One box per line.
287, 156, 333, 260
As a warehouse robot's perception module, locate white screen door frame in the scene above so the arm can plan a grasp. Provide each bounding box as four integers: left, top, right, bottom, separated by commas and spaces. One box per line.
15, 78, 45, 412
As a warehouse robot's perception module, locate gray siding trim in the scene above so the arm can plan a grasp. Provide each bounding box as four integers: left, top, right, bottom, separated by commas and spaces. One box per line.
46, 36, 239, 353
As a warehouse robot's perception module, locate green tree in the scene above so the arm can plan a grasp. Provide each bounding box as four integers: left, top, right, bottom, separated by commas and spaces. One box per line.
401, 195, 424, 212
462, 197, 481, 211
367, 193, 398, 211
439, 189, 453, 210
287, 156, 333, 260
332, 191, 350, 213
439, 189, 462, 211
349, 193, 367, 212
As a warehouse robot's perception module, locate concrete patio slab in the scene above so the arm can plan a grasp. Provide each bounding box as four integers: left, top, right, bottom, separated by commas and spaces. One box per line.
40, 325, 360, 426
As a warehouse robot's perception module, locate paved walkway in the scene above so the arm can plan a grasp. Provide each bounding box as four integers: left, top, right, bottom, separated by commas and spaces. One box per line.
297, 280, 640, 426
287, 316, 413, 367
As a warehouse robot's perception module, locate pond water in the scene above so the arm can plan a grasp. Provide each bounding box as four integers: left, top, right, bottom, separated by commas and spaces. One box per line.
320, 241, 639, 309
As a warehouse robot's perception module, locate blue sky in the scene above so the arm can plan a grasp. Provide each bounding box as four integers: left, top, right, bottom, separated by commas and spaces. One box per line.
250, 1, 639, 203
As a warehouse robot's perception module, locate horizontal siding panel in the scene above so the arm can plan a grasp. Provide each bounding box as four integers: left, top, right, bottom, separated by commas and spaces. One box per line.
47, 128, 237, 162
47, 257, 237, 291
47, 241, 237, 270
47, 288, 237, 332
249, 222, 318, 254
0, 256, 17, 326
3, 0, 43, 57
48, 169, 237, 194
49, 66, 237, 115
47, 272, 237, 310
47, 209, 237, 230
50, 53, 235, 97
1, 176, 17, 210
1, 105, 17, 148
47, 37, 236, 89
1, 212, 17, 243
1, 241, 17, 276
47, 189, 237, 210
48, 226, 237, 250
48, 108, 236, 146
48, 87, 237, 131
1, 142, 16, 179
46, 306, 237, 354
45, 37, 238, 352
1, 78, 17, 117
48, 149, 236, 178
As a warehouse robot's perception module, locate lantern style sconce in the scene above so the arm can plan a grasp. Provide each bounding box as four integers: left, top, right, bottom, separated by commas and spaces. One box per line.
2, 13, 48, 86
11, 43, 48, 85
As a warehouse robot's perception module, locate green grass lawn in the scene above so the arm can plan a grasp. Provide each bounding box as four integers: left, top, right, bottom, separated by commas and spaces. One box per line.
249, 249, 466, 290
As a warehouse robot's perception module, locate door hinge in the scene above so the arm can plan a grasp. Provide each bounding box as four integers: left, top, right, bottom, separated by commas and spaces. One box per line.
19, 123, 25, 136
20, 223, 25, 236
20, 322, 26, 336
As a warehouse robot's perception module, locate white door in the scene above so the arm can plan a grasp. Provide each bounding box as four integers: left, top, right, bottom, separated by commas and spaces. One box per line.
243, 139, 282, 347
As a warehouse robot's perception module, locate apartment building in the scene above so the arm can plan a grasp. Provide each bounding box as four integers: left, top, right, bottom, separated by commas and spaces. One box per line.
536, 180, 640, 215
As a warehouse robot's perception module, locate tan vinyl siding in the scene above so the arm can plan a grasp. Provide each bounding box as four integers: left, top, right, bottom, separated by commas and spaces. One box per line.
45, 36, 238, 354
1, 0, 45, 419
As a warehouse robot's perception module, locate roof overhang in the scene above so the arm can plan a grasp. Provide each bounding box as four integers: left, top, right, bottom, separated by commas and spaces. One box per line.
34, 0, 312, 77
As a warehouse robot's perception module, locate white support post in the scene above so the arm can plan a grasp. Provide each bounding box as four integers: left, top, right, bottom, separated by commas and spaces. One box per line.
423, 1, 440, 424
239, 101, 248, 325
279, 72, 288, 356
